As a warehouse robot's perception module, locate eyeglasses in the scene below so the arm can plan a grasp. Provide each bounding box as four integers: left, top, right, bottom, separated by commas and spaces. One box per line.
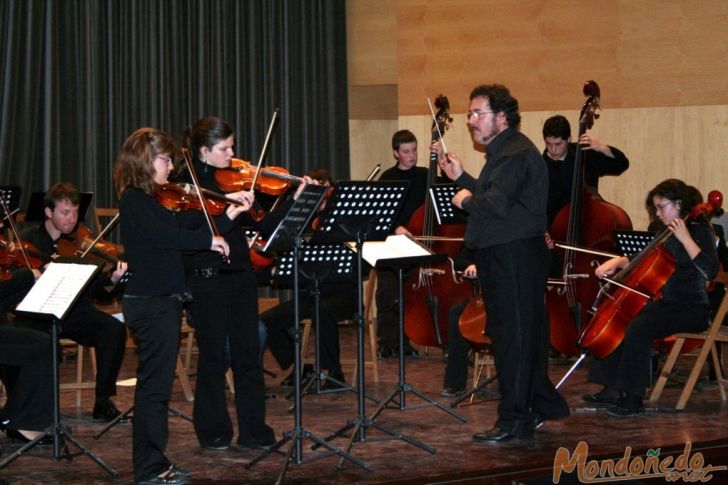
654, 201, 674, 212
466, 110, 494, 121
155, 155, 173, 164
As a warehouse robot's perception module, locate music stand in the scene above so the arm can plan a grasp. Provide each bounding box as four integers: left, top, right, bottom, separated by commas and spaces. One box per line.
246, 184, 371, 482
614, 230, 655, 257
0, 186, 22, 222
0, 262, 118, 477
310, 181, 451, 464
273, 243, 364, 402
429, 184, 467, 225
363, 238, 466, 427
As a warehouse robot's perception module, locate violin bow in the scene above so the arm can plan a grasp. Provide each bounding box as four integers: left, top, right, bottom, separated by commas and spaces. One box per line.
365, 164, 381, 181
80, 213, 119, 259
249, 108, 280, 194
0, 191, 33, 270
181, 147, 228, 263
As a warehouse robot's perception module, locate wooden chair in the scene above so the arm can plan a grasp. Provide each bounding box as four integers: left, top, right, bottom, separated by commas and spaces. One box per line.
59, 340, 97, 408
301, 269, 380, 382
649, 271, 728, 409
93, 207, 119, 234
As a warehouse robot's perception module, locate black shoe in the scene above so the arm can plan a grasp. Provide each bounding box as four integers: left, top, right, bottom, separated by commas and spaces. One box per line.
201, 438, 230, 451
401, 344, 419, 358
440, 386, 466, 397
167, 465, 190, 478
92, 399, 122, 422
472, 426, 531, 443
235, 434, 276, 451
280, 364, 314, 388
137, 468, 189, 484
377, 346, 396, 359
582, 393, 619, 407
5, 429, 53, 445
606, 395, 645, 417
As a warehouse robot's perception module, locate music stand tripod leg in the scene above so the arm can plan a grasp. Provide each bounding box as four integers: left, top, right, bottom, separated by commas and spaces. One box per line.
369, 267, 467, 423
0, 319, 119, 477
246, 237, 371, 480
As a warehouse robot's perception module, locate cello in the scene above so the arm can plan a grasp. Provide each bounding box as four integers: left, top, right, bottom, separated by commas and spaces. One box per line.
579, 191, 723, 359
402, 95, 467, 347
547, 80, 633, 356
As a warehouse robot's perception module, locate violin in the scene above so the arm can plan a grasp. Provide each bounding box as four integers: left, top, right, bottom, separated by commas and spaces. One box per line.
156, 182, 241, 216
215, 159, 302, 195
56, 223, 122, 269
0, 236, 49, 279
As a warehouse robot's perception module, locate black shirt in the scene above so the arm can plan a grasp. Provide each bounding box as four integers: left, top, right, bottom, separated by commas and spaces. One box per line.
544, 143, 629, 226
176, 160, 254, 273
457, 128, 548, 249
118, 188, 210, 296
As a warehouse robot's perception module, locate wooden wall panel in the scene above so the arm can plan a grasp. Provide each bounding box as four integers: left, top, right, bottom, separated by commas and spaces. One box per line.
391, 105, 728, 231
348, 119, 399, 181
346, 0, 397, 86
396, 0, 728, 115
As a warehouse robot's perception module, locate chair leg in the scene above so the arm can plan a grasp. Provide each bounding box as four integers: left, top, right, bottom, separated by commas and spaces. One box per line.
676, 339, 714, 410
709, 344, 727, 402
175, 355, 194, 402
368, 318, 379, 382
301, 319, 312, 364
225, 368, 235, 395
649, 337, 685, 404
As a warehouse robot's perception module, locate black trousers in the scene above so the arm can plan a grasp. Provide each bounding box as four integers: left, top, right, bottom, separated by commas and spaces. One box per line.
188, 271, 273, 447
59, 305, 126, 401
443, 299, 470, 390
588, 299, 709, 397
0, 325, 53, 431
475, 237, 568, 438
123, 295, 181, 482
17, 303, 126, 403
261, 288, 356, 374
374, 268, 413, 349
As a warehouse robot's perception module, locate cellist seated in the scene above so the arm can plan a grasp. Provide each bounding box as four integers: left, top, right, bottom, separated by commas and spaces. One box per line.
583, 179, 719, 416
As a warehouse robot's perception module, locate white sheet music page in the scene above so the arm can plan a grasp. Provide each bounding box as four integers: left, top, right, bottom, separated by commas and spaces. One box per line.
359, 234, 432, 267
16, 262, 98, 319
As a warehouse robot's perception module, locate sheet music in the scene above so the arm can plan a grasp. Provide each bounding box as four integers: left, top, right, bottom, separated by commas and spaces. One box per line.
16, 262, 98, 319
356, 234, 432, 267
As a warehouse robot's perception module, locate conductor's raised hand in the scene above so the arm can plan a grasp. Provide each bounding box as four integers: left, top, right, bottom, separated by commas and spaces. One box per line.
438, 151, 463, 181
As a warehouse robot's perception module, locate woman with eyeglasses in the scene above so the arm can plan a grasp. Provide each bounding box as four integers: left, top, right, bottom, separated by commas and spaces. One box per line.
113, 127, 229, 485
583, 178, 719, 416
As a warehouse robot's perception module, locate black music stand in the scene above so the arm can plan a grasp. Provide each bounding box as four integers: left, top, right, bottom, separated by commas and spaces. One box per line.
0, 262, 118, 477
614, 230, 656, 257
311, 181, 452, 465
0, 186, 22, 222
93, 405, 192, 440
273, 243, 373, 404
246, 184, 371, 482
364, 241, 466, 427
429, 183, 467, 225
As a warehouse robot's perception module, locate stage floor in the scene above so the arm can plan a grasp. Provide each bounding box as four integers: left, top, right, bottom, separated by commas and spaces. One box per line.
2, 330, 727, 484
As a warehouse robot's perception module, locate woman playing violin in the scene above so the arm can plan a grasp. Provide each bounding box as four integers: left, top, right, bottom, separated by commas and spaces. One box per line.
114, 127, 229, 484
585, 179, 719, 416
177, 116, 276, 451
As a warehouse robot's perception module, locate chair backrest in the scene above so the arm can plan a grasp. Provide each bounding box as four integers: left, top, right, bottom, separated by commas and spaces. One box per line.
93, 207, 119, 234
706, 271, 728, 339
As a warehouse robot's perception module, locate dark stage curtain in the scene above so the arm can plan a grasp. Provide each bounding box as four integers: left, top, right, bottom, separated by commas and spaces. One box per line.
0, 0, 349, 218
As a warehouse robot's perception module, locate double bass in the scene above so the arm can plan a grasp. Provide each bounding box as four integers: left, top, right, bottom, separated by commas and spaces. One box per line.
402, 95, 467, 347
547, 81, 633, 356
